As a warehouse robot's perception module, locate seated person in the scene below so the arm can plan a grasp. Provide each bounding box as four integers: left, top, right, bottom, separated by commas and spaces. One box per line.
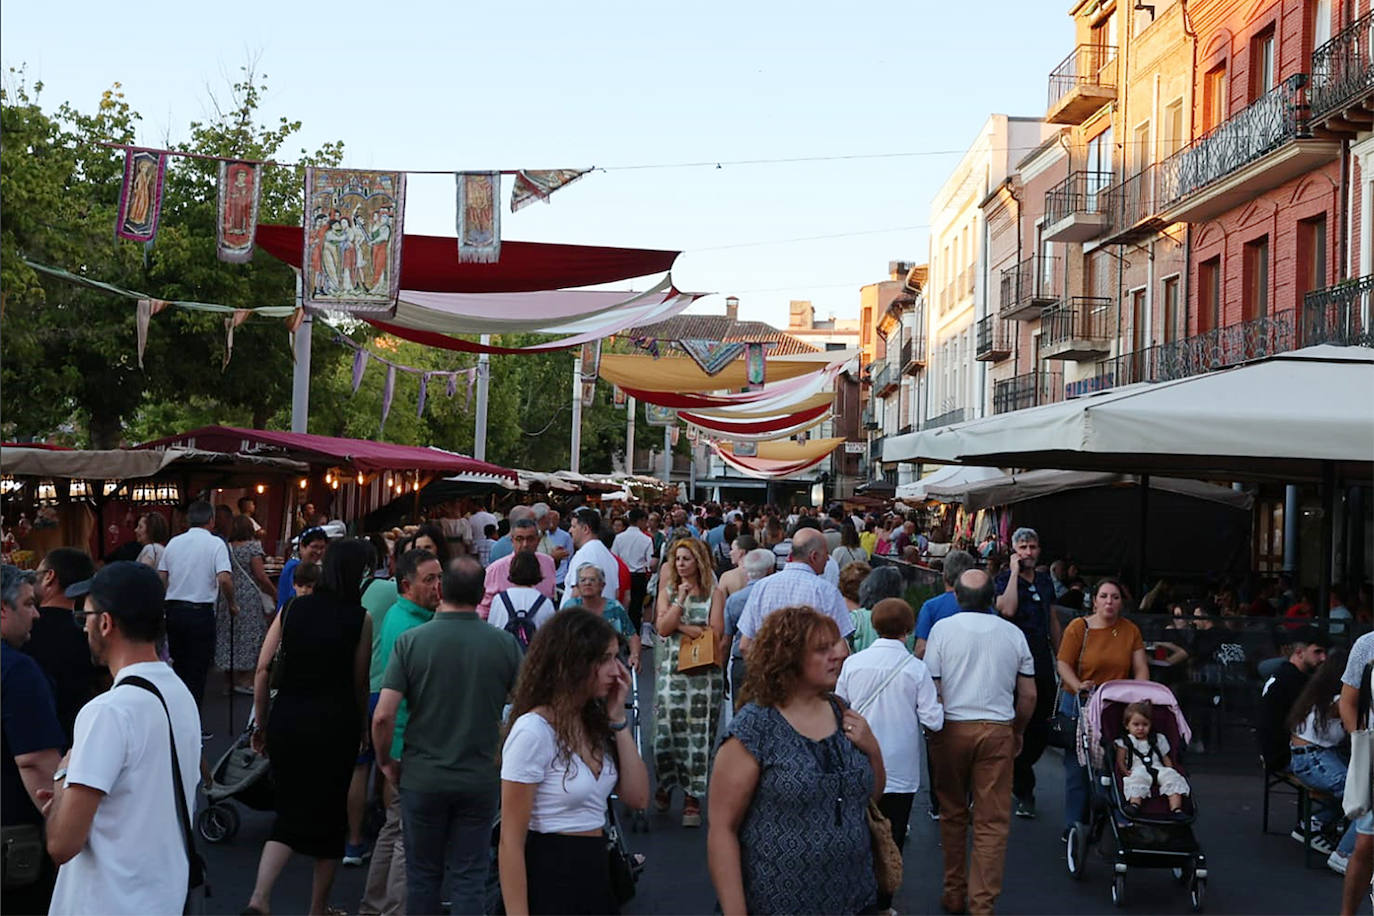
1257, 625, 1329, 773
1287, 650, 1359, 868
1115, 700, 1190, 819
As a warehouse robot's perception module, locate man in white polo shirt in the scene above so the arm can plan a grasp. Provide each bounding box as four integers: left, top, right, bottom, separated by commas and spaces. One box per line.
924, 569, 1036, 916
157, 500, 234, 714
612, 508, 655, 634
560, 508, 619, 607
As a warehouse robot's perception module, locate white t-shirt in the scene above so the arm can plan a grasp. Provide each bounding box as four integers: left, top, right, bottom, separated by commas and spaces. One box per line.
500, 711, 617, 833
136, 542, 164, 569
486, 587, 556, 632
611, 527, 654, 573
925, 612, 1035, 722
158, 526, 230, 603
835, 639, 944, 794
50, 662, 201, 916
562, 539, 619, 606
1293, 696, 1346, 747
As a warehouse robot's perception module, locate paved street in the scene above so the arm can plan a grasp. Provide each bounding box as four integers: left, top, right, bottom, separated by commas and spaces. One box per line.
196, 647, 1347, 915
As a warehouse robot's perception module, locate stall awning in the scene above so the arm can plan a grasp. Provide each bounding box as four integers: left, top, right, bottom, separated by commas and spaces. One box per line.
138, 427, 516, 482
1, 446, 308, 480
710, 437, 845, 480
257, 224, 680, 293
923, 469, 1255, 512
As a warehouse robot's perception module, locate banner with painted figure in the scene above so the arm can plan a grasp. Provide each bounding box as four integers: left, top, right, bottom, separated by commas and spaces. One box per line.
216, 160, 261, 263
115, 149, 167, 243
456, 172, 501, 263
303, 168, 406, 313
645, 404, 677, 427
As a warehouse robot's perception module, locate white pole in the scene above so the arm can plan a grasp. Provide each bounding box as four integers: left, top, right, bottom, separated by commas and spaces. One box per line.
291, 272, 311, 434
474, 334, 491, 461
570, 354, 583, 474
625, 396, 637, 474
661, 425, 671, 484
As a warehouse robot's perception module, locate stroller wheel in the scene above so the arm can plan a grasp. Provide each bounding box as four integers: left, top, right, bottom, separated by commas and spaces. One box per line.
1066, 823, 1088, 880
1111, 874, 1126, 908
1189, 876, 1206, 912
197, 803, 239, 843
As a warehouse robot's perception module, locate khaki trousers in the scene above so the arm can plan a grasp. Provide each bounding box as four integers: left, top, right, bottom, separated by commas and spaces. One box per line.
929, 720, 1016, 915
359, 782, 406, 915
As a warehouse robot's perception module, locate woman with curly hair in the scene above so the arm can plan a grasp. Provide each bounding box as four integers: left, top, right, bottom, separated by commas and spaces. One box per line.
652, 537, 725, 827
499, 610, 648, 914
707, 605, 884, 915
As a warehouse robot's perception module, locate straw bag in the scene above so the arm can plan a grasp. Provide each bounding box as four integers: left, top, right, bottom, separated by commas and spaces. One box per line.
867, 800, 903, 897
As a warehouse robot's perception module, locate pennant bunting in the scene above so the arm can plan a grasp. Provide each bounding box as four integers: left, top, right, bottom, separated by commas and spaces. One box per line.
678, 339, 745, 376
446, 373, 459, 398
216, 160, 261, 263
380, 365, 397, 432
456, 172, 501, 263
116, 149, 167, 243
510, 168, 592, 212
285, 307, 306, 334
745, 342, 768, 391
465, 369, 476, 412
222, 309, 251, 371
417, 372, 430, 418
303, 168, 406, 314
135, 298, 170, 369
351, 349, 369, 394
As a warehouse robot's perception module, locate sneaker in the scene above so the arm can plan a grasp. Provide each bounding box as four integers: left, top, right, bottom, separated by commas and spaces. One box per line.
1013, 796, 1037, 819
342, 842, 370, 867
1290, 816, 1324, 844
928, 809, 941, 821
1303, 832, 1338, 856
1328, 850, 1350, 875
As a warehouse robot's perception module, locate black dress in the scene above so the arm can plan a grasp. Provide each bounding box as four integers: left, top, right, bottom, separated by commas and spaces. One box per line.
266, 592, 364, 858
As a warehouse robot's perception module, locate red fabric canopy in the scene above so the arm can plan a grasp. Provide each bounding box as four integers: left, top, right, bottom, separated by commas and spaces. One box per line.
679, 402, 831, 434
256, 225, 679, 293
137, 426, 516, 481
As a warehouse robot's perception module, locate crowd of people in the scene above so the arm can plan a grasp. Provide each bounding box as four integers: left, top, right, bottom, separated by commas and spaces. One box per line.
1, 492, 1370, 915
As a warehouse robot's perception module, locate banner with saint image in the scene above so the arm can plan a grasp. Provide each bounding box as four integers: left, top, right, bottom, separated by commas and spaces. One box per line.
216, 160, 261, 263
115, 149, 167, 243
303, 168, 406, 314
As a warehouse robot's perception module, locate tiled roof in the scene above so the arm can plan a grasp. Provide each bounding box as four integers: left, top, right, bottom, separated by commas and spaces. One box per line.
619, 315, 819, 356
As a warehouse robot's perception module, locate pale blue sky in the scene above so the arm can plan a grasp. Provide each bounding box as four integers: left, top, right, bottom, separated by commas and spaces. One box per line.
2, 0, 1069, 328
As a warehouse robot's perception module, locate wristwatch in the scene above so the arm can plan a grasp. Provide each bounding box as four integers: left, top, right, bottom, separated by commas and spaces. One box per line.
52, 767, 67, 783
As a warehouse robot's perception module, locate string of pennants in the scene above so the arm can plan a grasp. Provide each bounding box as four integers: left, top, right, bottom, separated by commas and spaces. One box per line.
332, 333, 478, 433
110, 144, 591, 311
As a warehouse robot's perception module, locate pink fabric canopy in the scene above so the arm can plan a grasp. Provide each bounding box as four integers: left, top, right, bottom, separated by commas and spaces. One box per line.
680, 402, 831, 435
138, 426, 516, 481
257, 224, 680, 293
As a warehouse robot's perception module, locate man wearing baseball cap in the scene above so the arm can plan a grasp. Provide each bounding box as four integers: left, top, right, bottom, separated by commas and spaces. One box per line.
45, 562, 203, 915
1258, 623, 1331, 774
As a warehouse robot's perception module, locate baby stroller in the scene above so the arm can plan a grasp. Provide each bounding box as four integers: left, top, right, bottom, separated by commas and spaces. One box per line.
197, 714, 274, 844
1065, 680, 1208, 911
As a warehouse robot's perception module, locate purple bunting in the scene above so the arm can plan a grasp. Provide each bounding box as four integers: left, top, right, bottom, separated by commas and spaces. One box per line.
465, 369, 476, 412
351, 348, 368, 394
380, 365, 396, 432
446, 373, 459, 398
417, 372, 430, 418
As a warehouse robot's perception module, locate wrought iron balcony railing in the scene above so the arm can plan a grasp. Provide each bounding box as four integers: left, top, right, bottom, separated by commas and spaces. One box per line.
872, 360, 897, 395
1303, 276, 1374, 347
975, 315, 1013, 360
926, 407, 968, 428
1042, 296, 1113, 346
993, 367, 1064, 414
871, 436, 885, 462
861, 406, 878, 430
999, 255, 1061, 319
1045, 170, 1114, 226
1310, 11, 1374, 121
1048, 44, 1118, 111
1157, 75, 1311, 211
1101, 163, 1162, 240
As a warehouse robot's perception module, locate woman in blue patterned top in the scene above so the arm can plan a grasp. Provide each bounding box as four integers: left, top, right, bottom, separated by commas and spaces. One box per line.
707, 605, 885, 915
563, 563, 641, 670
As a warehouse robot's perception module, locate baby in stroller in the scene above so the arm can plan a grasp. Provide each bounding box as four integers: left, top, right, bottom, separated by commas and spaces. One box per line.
1115, 699, 1191, 820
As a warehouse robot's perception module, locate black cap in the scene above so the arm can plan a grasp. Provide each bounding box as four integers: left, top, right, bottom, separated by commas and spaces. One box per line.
65, 561, 165, 621
1289, 624, 1332, 649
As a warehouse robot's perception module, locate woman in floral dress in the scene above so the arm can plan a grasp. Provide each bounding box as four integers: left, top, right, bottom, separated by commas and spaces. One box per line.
216, 514, 276, 692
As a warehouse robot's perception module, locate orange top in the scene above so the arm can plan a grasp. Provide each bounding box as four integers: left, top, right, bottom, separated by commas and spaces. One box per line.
1057, 616, 1144, 693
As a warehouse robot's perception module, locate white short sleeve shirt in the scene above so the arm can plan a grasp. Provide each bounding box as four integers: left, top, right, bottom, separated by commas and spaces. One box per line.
158, 526, 230, 603
500, 712, 616, 833
925, 612, 1035, 722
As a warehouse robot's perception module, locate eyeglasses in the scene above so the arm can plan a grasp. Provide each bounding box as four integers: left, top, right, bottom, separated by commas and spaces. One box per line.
71, 608, 102, 628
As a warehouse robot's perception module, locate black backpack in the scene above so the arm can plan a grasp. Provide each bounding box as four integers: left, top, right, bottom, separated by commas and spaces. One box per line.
499, 591, 547, 654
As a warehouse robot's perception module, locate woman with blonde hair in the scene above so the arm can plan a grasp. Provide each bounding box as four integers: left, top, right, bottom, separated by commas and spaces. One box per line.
652, 537, 725, 827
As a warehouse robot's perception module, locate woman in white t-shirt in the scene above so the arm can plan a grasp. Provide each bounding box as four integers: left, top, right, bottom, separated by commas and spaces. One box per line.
1288, 649, 1360, 869
499, 610, 648, 914
134, 512, 168, 569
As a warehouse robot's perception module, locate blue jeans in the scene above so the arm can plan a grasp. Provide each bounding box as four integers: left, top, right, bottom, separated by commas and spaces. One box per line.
1289, 746, 1357, 856
1059, 691, 1089, 831
400, 787, 497, 915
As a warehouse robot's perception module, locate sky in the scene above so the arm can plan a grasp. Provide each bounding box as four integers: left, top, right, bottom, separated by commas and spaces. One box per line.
1, 0, 1068, 330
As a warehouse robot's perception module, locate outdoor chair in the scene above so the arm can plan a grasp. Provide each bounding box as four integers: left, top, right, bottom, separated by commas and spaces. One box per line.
1261, 755, 1336, 868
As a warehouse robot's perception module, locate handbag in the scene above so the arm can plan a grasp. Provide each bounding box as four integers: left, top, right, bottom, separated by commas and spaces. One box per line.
1344, 661, 1374, 819
605, 798, 639, 905
866, 799, 903, 897
677, 628, 719, 674
1047, 618, 1088, 751
267, 598, 294, 691
119, 676, 209, 915
1, 824, 43, 889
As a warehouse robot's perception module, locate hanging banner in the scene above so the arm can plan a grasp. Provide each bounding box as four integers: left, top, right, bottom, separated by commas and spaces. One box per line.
115, 149, 167, 243
580, 340, 602, 382
645, 404, 677, 427
456, 172, 501, 263
734, 441, 758, 457
304, 168, 406, 314
744, 342, 768, 391
510, 168, 592, 212
670, 427, 680, 446
581, 378, 596, 408
613, 385, 627, 408
678, 339, 745, 376
216, 160, 261, 263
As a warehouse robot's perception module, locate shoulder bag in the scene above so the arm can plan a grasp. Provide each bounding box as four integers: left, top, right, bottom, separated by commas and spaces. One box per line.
268, 598, 294, 690
1344, 660, 1374, 819
119, 676, 209, 915
829, 694, 903, 898
1047, 618, 1088, 750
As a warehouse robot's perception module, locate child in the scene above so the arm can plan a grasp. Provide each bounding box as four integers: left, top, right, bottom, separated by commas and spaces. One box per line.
292, 561, 320, 598
1114, 700, 1191, 819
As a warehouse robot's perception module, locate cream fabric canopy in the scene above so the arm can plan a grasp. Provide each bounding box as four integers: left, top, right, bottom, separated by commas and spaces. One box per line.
923, 469, 1255, 512
882, 346, 1374, 483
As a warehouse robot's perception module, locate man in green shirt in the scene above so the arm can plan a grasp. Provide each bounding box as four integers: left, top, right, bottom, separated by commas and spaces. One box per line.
374, 557, 521, 916
358, 548, 440, 915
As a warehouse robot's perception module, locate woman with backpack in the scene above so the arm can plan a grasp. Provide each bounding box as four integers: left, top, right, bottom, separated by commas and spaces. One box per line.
564, 563, 641, 671
489, 551, 557, 650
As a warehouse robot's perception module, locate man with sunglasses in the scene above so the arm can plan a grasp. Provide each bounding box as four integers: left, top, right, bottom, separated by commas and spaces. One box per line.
993, 527, 1064, 821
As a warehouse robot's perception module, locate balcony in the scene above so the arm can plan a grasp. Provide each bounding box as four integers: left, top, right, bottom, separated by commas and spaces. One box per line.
992, 367, 1064, 415
1310, 11, 1374, 137
900, 334, 927, 374
1047, 44, 1118, 125
872, 360, 899, 397
870, 436, 885, 463
1303, 276, 1374, 347
1044, 170, 1114, 242
975, 315, 1013, 362
1157, 75, 1339, 225
926, 407, 968, 428
999, 255, 1061, 320
861, 406, 878, 430
1100, 163, 1165, 244
1041, 296, 1113, 361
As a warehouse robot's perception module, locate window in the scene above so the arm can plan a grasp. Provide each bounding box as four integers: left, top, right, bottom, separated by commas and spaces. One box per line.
1251, 28, 1276, 101
1131, 288, 1147, 352
1297, 215, 1327, 296
1132, 120, 1153, 172
1243, 236, 1269, 322
1203, 65, 1227, 132
1087, 125, 1114, 178
1164, 99, 1185, 156
1198, 256, 1221, 332
1313, 0, 1332, 53
1162, 276, 1180, 343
